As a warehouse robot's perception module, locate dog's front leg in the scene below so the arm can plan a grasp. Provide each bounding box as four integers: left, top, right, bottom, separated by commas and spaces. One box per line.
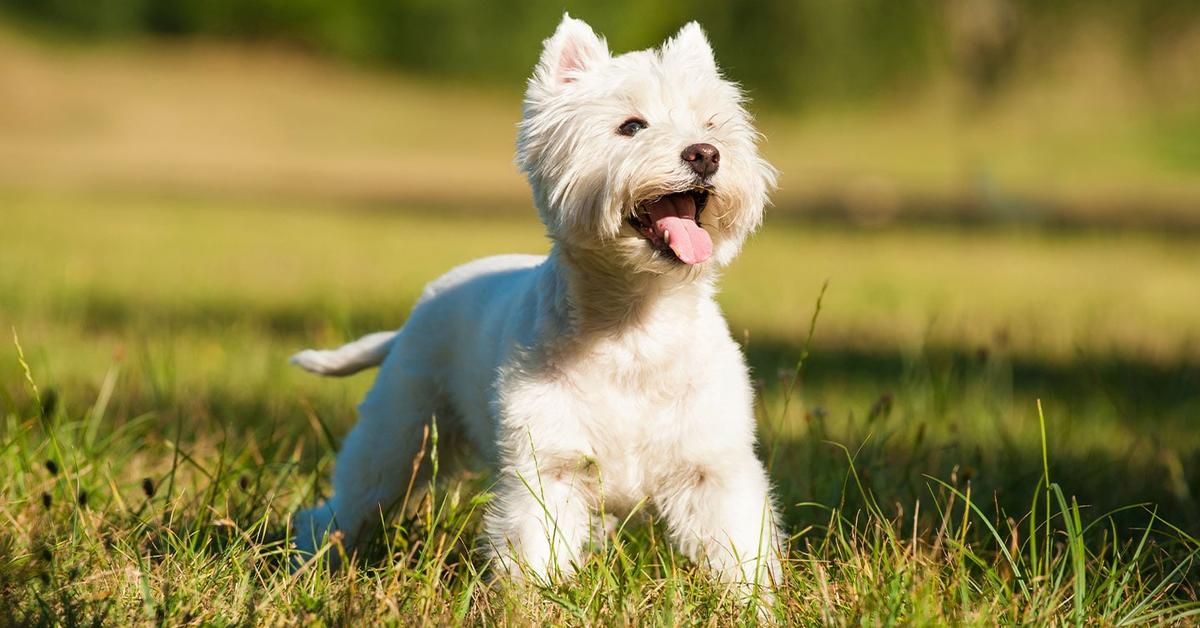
655, 453, 782, 600
485, 452, 596, 584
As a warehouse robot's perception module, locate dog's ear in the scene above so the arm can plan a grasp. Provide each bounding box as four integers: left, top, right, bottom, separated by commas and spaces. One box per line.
661, 22, 718, 75
532, 13, 609, 91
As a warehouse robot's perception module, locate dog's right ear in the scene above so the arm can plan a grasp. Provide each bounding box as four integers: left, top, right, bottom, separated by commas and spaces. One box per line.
531, 13, 609, 92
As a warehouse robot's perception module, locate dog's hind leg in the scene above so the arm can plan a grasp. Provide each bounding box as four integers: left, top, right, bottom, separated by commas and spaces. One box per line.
292, 334, 440, 568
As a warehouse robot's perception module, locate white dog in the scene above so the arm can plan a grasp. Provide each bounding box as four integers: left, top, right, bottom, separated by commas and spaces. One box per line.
291, 14, 781, 596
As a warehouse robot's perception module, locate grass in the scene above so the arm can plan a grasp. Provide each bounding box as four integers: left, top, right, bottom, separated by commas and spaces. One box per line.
2, 190, 1199, 623
2, 17, 1198, 624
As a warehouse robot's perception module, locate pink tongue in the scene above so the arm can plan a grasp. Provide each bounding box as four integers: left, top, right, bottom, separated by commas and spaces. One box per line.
654, 215, 712, 264
644, 193, 713, 265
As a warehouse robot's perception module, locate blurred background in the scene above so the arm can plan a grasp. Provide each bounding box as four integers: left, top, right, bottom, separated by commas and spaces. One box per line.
2, 2, 1198, 529
3, 0, 1200, 222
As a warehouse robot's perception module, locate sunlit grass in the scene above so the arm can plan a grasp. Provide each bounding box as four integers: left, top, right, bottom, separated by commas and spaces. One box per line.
5, 189, 1200, 362
3, 305, 1198, 623
2, 190, 1199, 622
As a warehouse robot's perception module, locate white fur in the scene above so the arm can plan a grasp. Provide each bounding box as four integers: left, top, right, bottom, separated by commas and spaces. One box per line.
292, 15, 781, 598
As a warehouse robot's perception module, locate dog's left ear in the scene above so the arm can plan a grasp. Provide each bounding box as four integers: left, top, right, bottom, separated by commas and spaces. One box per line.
661, 22, 718, 74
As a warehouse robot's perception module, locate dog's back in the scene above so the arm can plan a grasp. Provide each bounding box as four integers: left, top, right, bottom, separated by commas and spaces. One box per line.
290, 253, 546, 377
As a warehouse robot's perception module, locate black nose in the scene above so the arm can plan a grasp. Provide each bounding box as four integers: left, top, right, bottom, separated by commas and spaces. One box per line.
681, 143, 720, 178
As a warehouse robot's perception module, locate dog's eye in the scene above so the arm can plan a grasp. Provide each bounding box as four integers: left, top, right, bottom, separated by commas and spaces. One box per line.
617, 118, 648, 136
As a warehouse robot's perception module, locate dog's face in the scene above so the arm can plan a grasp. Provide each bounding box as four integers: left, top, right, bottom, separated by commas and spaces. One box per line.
518, 15, 776, 272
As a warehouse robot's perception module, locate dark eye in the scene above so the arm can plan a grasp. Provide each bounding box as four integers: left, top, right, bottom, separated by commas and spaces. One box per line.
617, 117, 648, 136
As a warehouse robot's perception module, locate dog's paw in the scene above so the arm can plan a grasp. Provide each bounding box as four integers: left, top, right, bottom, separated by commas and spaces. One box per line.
290, 503, 339, 572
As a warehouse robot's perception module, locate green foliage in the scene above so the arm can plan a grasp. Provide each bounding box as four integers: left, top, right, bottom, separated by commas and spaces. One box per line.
3, 0, 1198, 106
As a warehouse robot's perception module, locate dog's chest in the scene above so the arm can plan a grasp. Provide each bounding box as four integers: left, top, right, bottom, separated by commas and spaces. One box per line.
564, 330, 713, 492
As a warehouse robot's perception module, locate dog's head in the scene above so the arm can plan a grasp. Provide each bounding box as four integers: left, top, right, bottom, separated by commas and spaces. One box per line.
518, 15, 776, 272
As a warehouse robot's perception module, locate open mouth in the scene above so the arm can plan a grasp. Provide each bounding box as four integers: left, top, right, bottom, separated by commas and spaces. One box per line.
627, 189, 712, 265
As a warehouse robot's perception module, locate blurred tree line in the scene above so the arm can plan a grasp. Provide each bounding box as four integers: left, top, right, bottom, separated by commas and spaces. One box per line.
3, 0, 1197, 107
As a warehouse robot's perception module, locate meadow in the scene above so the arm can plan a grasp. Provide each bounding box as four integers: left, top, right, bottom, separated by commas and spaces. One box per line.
2, 18, 1200, 625
2, 190, 1199, 624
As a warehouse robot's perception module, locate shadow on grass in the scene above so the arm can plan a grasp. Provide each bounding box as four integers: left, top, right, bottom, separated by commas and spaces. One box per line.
3, 319, 1199, 599
744, 339, 1200, 535
4, 325, 1198, 531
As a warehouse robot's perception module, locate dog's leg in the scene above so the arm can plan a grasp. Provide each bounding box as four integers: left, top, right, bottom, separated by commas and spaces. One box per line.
292, 354, 438, 568
485, 456, 595, 584
655, 455, 782, 599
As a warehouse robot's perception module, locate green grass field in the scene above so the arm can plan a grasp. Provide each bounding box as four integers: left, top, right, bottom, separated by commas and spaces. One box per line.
3, 190, 1199, 624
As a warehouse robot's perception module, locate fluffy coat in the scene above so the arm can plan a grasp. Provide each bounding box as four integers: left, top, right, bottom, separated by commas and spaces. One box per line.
291, 14, 781, 595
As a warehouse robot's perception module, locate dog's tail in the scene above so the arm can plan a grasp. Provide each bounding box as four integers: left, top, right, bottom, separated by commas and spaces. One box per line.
289, 331, 397, 377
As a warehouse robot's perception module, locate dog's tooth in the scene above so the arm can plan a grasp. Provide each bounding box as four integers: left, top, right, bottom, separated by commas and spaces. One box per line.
664, 229, 671, 244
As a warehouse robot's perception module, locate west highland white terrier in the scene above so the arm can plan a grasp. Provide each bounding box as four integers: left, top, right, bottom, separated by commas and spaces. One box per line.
291, 14, 781, 596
